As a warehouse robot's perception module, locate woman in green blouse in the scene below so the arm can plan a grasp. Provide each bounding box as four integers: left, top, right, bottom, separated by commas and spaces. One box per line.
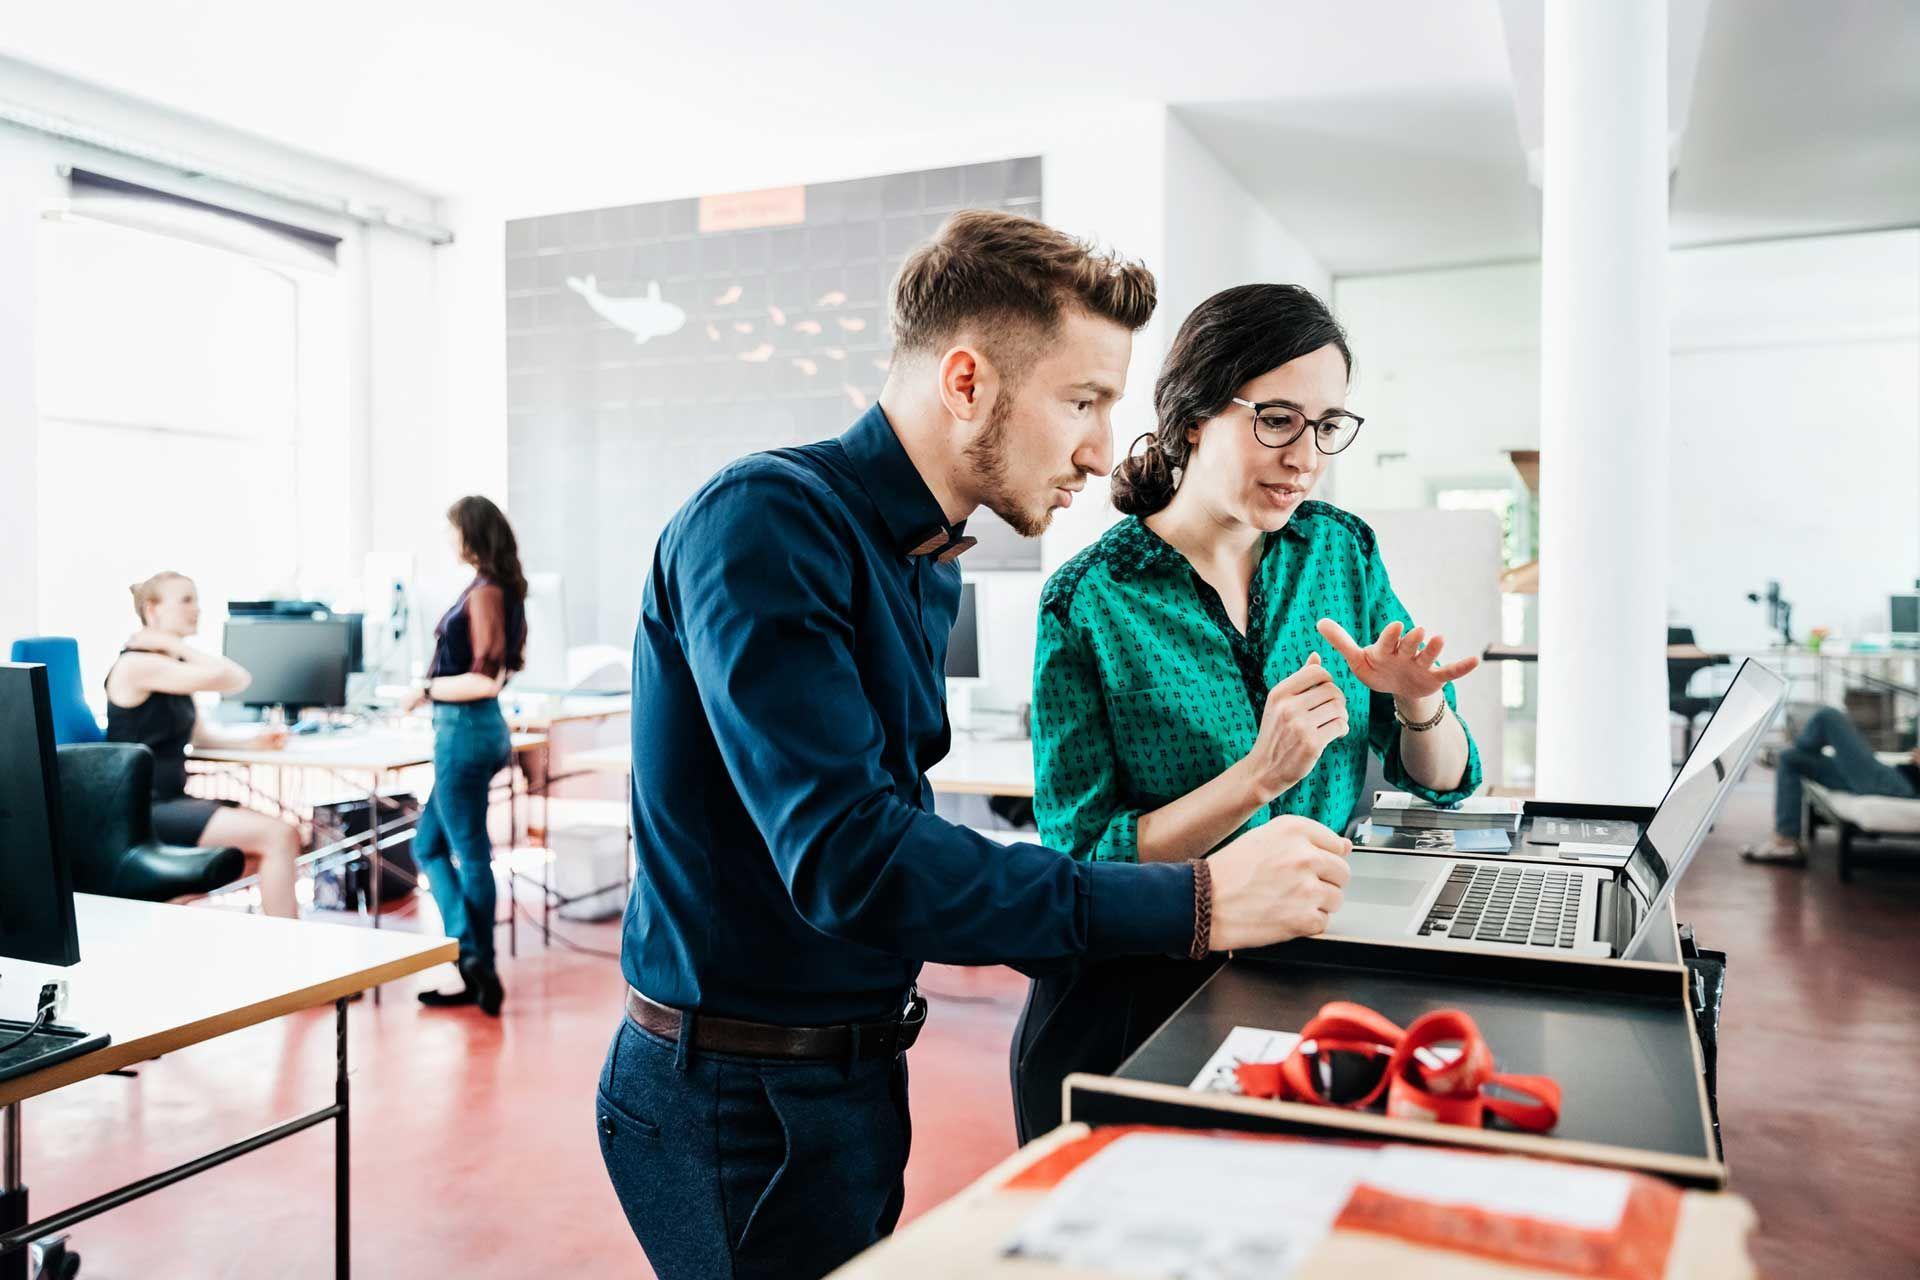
1012, 283, 1484, 1140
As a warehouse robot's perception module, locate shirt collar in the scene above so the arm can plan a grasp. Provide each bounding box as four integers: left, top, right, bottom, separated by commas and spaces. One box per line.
838, 403, 969, 558
1109, 512, 1309, 581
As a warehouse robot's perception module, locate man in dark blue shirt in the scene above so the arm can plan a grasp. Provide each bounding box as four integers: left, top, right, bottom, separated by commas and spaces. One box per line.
596, 210, 1354, 1280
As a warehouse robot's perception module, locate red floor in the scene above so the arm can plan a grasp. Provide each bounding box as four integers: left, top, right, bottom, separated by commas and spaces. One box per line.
14, 771, 1920, 1277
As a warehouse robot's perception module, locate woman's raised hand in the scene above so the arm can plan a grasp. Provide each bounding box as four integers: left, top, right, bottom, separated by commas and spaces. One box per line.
1315, 618, 1479, 701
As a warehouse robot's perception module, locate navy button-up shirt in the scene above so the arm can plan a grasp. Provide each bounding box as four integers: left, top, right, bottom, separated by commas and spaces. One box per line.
623, 404, 1196, 1024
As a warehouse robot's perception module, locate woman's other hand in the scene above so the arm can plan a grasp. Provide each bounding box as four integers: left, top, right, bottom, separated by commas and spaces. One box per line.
1236, 654, 1348, 805
1316, 618, 1479, 702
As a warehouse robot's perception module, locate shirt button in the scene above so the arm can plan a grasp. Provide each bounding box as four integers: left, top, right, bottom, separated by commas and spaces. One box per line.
599, 1114, 616, 1137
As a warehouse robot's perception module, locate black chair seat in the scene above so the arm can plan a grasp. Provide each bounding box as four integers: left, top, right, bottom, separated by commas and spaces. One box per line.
56, 744, 246, 902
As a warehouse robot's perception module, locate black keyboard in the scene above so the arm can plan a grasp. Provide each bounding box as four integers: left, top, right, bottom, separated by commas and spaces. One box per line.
1417, 865, 1585, 949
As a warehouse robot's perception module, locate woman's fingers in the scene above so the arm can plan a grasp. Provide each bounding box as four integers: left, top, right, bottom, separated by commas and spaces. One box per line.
1435, 655, 1481, 682
1315, 618, 1369, 668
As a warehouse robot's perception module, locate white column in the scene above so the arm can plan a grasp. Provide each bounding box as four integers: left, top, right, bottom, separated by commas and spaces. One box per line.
1536, 0, 1672, 803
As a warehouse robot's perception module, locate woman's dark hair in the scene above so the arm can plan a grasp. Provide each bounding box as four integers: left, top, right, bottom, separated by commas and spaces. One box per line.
448, 496, 528, 666
1111, 283, 1352, 517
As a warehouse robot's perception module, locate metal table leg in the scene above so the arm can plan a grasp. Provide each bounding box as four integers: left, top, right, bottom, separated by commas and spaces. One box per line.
335, 998, 350, 1280
1, 1103, 24, 1280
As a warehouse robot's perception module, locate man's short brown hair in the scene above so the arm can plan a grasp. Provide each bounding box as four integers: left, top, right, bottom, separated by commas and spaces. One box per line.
889, 210, 1157, 380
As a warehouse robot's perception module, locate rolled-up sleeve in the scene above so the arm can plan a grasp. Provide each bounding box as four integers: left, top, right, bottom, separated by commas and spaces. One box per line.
668, 466, 1193, 966
1032, 604, 1143, 863
1363, 547, 1483, 805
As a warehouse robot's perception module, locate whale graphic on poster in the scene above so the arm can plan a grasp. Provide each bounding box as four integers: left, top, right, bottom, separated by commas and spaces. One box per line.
566, 275, 687, 345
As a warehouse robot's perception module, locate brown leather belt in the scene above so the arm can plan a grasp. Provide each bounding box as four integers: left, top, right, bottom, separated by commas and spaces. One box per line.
624, 986, 927, 1062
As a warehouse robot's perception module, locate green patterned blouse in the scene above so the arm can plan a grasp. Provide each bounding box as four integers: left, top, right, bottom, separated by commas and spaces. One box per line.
1032, 503, 1482, 862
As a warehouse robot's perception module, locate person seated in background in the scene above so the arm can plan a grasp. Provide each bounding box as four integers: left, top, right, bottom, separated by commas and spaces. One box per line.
1016, 283, 1484, 1141
1742, 706, 1920, 866
105, 571, 302, 917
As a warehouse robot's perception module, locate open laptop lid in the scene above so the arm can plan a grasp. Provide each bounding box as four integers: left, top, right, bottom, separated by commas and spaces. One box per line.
1618, 659, 1786, 959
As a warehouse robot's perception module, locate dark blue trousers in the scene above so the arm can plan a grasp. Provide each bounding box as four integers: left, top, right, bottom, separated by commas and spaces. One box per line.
596, 1015, 911, 1280
1775, 707, 1917, 836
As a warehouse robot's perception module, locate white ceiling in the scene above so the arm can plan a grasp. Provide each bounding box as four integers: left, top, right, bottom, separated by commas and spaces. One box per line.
1, 0, 1914, 275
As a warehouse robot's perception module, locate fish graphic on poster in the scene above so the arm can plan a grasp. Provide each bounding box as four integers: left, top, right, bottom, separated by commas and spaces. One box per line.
566, 276, 687, 346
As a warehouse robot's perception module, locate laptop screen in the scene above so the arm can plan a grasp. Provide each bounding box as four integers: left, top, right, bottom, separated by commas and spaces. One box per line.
1619, 660, 1786, 947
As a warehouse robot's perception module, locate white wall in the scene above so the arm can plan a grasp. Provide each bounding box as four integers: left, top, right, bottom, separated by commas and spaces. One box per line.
0, 56, 447, 652
1334, 229, 1920, 650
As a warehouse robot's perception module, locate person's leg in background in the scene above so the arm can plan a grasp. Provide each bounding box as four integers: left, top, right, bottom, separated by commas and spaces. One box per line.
195, 806, 304, 919
412, 701, 511, 1013
412, 772, 479, 1005
1746, 707, 1917, 865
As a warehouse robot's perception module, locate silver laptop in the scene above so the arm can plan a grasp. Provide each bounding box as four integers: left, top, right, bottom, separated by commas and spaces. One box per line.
1327, 659, 1785, 960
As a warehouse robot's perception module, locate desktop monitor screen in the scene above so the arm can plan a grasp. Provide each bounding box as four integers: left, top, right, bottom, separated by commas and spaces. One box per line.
1892, 593, 1919, 636
946, 582, 980, 680
0, 663, 82, 966
223, 619, 351, 710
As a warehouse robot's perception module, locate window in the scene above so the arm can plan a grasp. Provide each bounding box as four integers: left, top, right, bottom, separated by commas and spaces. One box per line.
35, 208, 348, 704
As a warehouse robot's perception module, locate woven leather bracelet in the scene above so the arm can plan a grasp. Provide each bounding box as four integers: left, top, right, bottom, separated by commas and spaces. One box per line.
1188, 858, 1213, 961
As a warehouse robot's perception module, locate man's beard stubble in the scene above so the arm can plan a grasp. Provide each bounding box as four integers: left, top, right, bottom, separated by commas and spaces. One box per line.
963, 391, 1052, 538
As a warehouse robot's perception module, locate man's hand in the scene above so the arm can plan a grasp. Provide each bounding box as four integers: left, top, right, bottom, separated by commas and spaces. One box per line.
1316, 618, 1479, 702
1237, 655, 1348, 805
1206, 815, 1352, 951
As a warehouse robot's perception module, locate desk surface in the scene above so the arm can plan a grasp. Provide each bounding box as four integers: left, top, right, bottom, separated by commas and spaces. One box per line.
0, 896, 452, 1106
190, 727, 547, 771
927, 736, 1035, 798
503, 694, 631, 729
1484, 644, 1724, 663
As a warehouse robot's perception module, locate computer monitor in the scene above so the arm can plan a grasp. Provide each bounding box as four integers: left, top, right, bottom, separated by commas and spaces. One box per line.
946, 581, 981, 681
227, 602, 364, 672
1892, 593, 1919, 637
0, 664, 81, 966
223, 618, 351, 712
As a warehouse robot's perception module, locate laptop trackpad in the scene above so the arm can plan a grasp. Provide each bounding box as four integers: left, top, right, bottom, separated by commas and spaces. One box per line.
1345, 875, 1428, 907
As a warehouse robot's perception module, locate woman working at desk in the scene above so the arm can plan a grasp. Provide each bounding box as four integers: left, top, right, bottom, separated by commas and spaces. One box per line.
400, 495, 528, 1017
106, 572, 303, 918
1016, 284, 1484, 1139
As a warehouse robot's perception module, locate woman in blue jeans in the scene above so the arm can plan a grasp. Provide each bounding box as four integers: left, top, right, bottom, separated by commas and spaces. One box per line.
1744, 706, 1920, 865
401, 496, 529, 1015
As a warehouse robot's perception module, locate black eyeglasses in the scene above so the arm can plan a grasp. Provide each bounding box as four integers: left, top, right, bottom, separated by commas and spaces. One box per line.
1231, 398, 1365, 455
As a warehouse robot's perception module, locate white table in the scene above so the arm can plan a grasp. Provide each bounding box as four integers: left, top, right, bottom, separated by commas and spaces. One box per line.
0, 896, 452, 1279
927, 736, 1036, 799
188, 728, 549, 982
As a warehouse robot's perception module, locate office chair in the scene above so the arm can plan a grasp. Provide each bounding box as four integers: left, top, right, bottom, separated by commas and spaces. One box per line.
1667, 627, 1728, 761
55, 744, 245, 901
9, 636, 105, 744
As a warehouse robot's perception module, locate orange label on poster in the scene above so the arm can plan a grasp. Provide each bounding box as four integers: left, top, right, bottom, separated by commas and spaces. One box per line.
698, 186, 806, 233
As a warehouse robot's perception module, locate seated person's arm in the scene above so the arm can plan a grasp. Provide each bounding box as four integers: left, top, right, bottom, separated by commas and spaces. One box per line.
109, 631, 251, 700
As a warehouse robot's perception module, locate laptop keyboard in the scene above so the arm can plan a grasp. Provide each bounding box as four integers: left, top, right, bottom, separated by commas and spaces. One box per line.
1417, 865, 1585, 949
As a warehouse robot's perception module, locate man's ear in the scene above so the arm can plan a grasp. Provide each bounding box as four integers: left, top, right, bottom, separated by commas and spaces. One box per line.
938, 344, 993, 424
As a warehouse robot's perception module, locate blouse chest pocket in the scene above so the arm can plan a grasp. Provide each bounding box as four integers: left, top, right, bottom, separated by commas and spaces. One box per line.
1105, 684, 1240, 804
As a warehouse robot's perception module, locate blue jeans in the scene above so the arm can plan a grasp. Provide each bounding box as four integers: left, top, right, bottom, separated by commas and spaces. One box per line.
596, 1015, 911, 1280
414, 700, 511, 972
1775, 707, 1917, 836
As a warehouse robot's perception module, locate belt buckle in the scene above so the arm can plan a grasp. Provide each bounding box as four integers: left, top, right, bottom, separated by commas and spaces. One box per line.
893, 986, 928, 1052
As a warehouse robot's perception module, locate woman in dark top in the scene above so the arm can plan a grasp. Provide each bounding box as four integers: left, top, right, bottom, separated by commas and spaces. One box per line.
400, 496, 529, 1016
105, 572, 303, 917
